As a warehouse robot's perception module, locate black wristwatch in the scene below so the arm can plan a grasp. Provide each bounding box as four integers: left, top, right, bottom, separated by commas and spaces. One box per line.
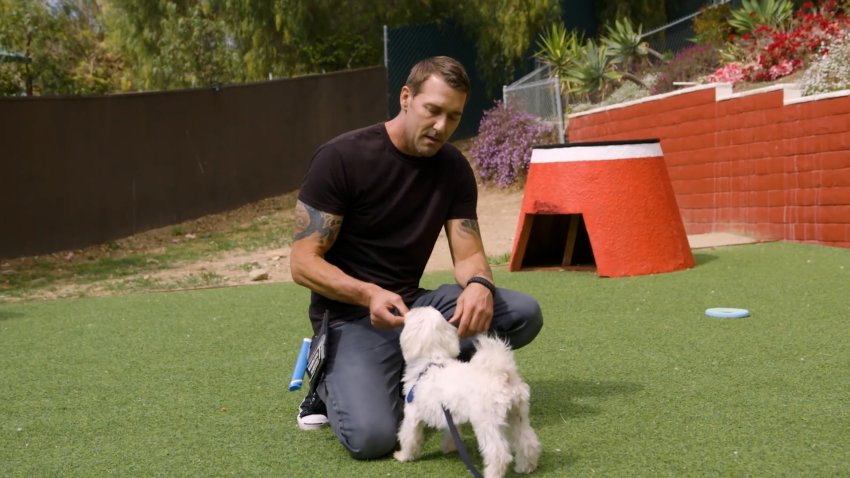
466, 276, 496, 296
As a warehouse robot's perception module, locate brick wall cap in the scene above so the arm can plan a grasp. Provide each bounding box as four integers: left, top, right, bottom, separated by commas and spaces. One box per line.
786, 88, 850, 105
568, 83, 732, 119
718, 83, 802, 103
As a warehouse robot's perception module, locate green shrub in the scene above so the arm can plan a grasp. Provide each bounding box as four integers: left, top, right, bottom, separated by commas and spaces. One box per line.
692, 4, 734, 46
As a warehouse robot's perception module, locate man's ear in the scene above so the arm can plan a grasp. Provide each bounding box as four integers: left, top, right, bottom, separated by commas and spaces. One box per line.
400, 85, 411, 111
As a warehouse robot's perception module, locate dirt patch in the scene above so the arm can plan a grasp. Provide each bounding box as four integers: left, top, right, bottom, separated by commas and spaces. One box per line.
1, 185, 524, 301
429, 186, 524, 271
139, 186, 525, 284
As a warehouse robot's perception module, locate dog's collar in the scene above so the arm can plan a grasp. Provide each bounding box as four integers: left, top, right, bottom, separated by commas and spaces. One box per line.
405, 363, 443, 404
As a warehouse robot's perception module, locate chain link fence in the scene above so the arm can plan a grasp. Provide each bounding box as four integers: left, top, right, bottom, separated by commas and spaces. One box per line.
642, 0, 742, 54
641, 10, 703, 54
502, 65, 564, 143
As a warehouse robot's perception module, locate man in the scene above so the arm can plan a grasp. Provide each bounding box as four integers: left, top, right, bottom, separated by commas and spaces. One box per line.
289, 56, 542, 459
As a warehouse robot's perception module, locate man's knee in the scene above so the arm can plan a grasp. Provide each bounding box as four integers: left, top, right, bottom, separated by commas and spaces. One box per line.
520, 295, 543, 328
520, 295, 543, 338
498, 291, 543, 349
342, 421, 398, 460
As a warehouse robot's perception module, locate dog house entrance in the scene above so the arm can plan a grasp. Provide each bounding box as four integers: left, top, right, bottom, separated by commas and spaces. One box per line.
519, 214, 596, 271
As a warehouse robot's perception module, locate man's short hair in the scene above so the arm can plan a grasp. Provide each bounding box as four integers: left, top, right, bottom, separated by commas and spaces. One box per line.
405, 56, 470, 99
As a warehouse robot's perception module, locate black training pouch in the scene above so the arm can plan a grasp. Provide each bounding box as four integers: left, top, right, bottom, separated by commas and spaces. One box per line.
306, 311, 329, 394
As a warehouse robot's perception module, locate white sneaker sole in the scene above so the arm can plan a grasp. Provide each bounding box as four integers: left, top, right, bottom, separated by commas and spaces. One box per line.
297, 413, 329, 431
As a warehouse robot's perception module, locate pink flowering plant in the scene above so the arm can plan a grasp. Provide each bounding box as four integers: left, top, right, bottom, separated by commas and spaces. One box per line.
708, 61, 748, 83
714, 0, 849, 83
469, 101, 556, 188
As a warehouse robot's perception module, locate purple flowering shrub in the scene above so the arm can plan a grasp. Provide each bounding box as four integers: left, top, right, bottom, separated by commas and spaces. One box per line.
650, 44, 721, 95
469, 101, 556, 187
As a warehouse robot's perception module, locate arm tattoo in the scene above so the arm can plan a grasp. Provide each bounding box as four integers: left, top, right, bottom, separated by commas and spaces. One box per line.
457, 219, 481, 238
293, 201, 342, 245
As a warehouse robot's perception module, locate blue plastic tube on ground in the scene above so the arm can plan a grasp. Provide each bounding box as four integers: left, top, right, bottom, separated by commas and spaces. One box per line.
288, 338, 312, 391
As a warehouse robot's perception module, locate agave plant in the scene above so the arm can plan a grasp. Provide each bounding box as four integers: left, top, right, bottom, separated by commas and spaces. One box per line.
728, 0, 793, 34
533, 22, 585, 97
602, 17, 665, 71
565, 40, 623, 103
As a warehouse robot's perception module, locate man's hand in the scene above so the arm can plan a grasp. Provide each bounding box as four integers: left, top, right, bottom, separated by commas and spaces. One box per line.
444, 218, 495, 338
368, 286, 409, 329
449, 282, 494, 338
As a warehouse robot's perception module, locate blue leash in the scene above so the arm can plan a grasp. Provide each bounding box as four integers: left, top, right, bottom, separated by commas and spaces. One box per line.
406, 365, 483, 478
442, 406, 484, 478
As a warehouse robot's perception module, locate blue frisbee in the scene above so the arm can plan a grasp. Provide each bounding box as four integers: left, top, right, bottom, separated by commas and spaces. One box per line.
705, 307, 751, 319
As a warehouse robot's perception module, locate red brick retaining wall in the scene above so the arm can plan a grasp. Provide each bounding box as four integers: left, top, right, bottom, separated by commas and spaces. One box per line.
567, 84, 850, 248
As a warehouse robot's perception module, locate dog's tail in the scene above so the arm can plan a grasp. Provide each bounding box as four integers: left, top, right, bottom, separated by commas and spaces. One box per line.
470, 334, 519, 376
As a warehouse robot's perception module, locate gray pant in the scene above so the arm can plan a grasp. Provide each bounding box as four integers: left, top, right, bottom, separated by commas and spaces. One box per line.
315, 284, 543, 459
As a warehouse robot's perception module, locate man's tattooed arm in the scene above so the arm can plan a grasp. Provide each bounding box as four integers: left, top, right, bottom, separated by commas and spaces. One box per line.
290, 200, 404, 321
445, 217, 489, 276
292, 200, 343, 249
457, 218, 482, 239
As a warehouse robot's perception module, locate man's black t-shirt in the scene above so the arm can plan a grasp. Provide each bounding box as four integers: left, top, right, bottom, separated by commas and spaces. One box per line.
298, 123, 478, 329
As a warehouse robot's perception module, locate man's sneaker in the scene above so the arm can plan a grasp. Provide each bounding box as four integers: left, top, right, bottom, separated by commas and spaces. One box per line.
297, 390, 329, 430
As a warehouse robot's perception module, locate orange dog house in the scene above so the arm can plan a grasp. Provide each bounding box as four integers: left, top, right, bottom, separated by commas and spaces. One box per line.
508, 140, 694, 277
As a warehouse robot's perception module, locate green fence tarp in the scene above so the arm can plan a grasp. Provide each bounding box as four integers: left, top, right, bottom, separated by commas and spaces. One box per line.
0, 48, 30, 63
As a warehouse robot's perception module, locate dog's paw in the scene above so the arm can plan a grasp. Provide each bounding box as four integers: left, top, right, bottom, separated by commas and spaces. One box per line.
514, 461, 538, 474
440, 430, 458, 454
513, 450, 540, 474
393, 450, 416, 462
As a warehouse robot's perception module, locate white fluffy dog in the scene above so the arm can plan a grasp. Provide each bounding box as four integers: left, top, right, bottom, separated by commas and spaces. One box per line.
394, 306, 541, 478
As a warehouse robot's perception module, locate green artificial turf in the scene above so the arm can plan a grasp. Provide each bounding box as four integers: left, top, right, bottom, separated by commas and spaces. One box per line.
1, 242, 848, 477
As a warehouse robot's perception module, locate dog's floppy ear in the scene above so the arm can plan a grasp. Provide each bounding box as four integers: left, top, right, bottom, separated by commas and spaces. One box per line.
401, 307, 460, 360
402, 307, 460, 360
433, 310, 461, 358
400, 308, 429, 360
